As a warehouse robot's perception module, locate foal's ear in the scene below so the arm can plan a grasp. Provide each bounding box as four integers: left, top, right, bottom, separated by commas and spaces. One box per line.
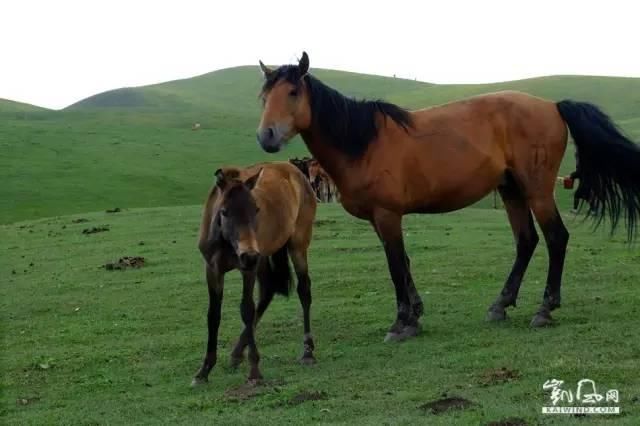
214, 169, 227, 189
298, 52, 309, 76
244, 168, 263, 191
259, 60, 273, 78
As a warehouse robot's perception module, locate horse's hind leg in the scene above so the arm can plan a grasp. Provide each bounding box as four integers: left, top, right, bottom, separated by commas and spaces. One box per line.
487, 179, 539, 321
289, 244, 316, 364
529, 197, 569, 327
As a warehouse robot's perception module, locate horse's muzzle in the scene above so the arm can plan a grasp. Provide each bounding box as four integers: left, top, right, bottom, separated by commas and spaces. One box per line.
256, 127, 282, 153
238, 250, 259, 270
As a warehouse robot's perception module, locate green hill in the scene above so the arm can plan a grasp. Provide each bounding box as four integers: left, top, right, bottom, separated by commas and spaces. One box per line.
65, 67, 640, 125
2, 67, 640, 223
0, 98, 49, 114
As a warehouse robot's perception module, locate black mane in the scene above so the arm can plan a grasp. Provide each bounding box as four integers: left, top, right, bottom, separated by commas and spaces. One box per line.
262, 65, 413, 158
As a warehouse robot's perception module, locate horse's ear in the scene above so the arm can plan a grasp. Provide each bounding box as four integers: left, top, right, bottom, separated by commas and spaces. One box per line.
215, 169, 227, 189
244, 168, 263, 191
298, 52, 309, 76
259, 60, 273, 78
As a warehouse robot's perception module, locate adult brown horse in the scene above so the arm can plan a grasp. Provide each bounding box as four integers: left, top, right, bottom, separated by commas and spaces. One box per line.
193, 162, 317, 385
255, 52, 640, 342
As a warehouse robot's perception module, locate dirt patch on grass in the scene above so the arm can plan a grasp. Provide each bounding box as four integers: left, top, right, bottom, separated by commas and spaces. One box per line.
83, 226, 109, 235
224, 383, 263, 401
289, 390, 328, 406
478, 367, 520, 386
72, 218, 89, 224
16, 396, 40, 406
334, 246, 379, 253
106, 207, 121, 213
104, 256, 145, 270
314, 219, 337, 227
420, 396, 473, 415
224, 379, 284, 402
486, 418, 528, 426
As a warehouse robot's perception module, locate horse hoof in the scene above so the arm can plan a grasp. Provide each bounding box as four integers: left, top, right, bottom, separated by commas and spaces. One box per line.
530, 312, 553, 328
486, 307, 507, 322
246, 376, 263, 386
384, 324, 420, 342
403, 324, 420, 338
384, 331, 403, 342
191, 376, 208, 387
299, 355, 316, 366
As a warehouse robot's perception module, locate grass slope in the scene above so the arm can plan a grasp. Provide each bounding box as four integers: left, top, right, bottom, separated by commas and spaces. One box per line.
2, 205, 638, 424
3, 68, 640, 223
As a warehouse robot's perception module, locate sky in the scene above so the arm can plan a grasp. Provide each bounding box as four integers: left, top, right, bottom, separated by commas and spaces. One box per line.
1, 0, 639, 110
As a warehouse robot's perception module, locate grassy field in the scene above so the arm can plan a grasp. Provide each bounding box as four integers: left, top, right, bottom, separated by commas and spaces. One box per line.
2, 69, 640, 224
2, 204, 639, 425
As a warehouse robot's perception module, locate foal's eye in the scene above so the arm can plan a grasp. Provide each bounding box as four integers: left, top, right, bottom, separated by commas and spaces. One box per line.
220, 208, 228, 217
289, 89, 298, 97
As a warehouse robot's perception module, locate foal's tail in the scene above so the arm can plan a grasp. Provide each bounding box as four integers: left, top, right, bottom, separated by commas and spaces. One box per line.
257, 245, 293, 297
557, 100, 640, 240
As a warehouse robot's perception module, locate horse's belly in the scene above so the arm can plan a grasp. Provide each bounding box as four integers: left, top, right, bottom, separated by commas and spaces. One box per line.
409, 170, 503, 213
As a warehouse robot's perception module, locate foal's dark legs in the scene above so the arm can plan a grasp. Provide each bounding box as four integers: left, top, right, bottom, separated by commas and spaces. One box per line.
373, 210, 422, 342
487, 184, 539, 321
529, 200, 569, 327
229, 273, 274, 368
230, 248, 316, 366
240, 270, 262, 381
192, 266, 224, 386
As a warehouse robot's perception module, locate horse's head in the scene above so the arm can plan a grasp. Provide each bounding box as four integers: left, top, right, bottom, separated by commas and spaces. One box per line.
257, 52, 312, 153
210, 168, 262, 270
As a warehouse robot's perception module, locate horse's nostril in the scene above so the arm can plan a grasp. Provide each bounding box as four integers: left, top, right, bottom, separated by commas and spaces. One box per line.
267, 127, 274, 139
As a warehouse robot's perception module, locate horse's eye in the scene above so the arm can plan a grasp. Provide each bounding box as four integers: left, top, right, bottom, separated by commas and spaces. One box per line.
289, 89, 298, 97
220, 208, 228, 217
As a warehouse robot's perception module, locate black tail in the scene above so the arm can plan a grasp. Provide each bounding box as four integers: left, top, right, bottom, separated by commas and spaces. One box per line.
257, 245, 293, 297
557, 100, 640, 240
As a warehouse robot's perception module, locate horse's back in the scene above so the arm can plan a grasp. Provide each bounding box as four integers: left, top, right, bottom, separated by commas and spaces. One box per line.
362, 90, 568, 213
248, 162, 317, 254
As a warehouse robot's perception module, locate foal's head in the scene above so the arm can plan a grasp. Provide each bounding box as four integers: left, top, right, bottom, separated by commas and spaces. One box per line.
257, 52, 312, 153
212, 169, 262, 270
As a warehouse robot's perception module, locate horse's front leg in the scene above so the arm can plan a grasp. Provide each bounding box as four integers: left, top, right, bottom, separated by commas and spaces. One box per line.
373, 209, 422, 342
240, 269, 262, 382
192, 265, 224, 386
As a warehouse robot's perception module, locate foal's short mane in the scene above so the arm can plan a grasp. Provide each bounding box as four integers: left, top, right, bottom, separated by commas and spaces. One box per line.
261, 65, 413, 158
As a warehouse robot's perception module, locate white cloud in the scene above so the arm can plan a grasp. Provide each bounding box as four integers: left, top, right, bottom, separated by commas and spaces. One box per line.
1, 0, 639, 109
